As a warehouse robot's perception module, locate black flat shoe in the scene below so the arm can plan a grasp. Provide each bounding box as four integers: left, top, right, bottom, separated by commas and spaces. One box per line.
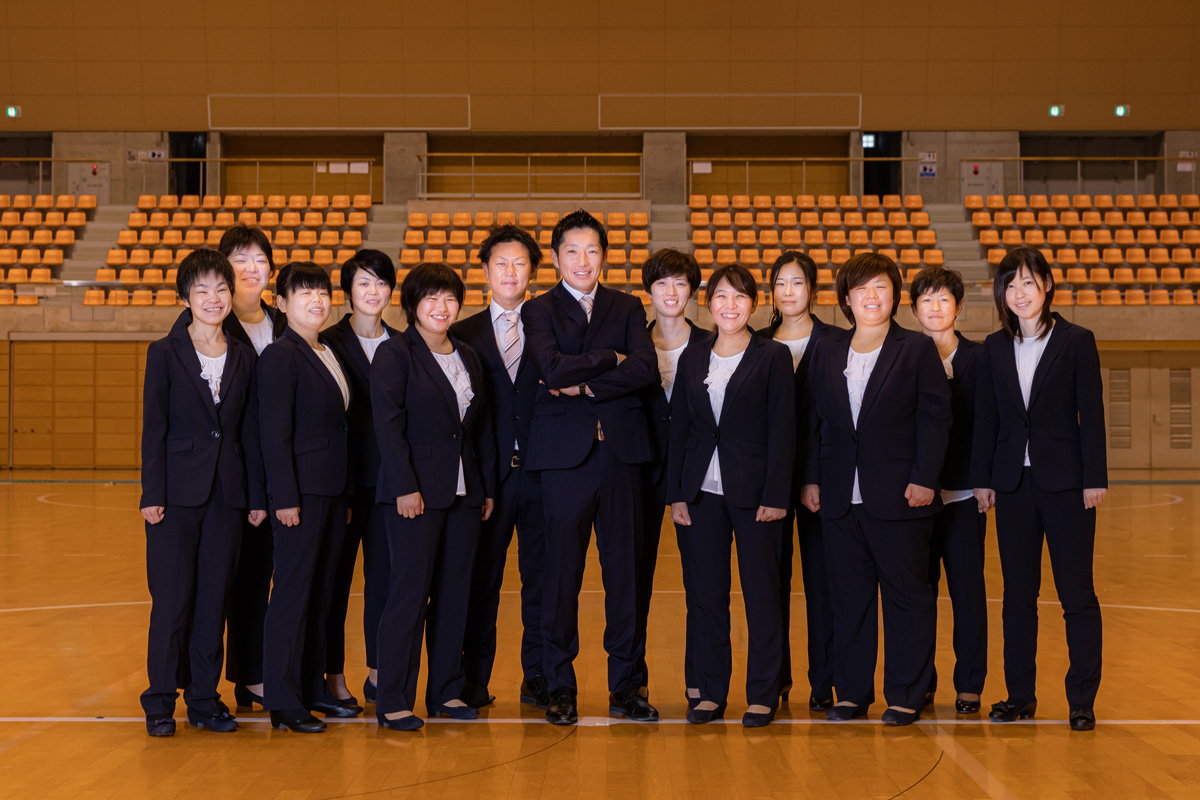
809, 696, 834, 712
779, 682, 793, 704
826, 703, 869, 721
881, 707, 920, 726
955, 696, 982, 714
546, 688, 578, 726
742, 708, 776, 728
461, 684, 496, 709
1069, 708, 1096, 731
233, 684, 264, 711
989, 700, 1037, 722
609, 688, 659, 721
378, 713, 424, 731
362, 677, 377, 704
146, 715, 175, 737
921, 690, 935, 709
187, 707, 238, 732
309, 699, 362, 718
270, 709, 326, 733
686, 703, 726, 724
520, 677, 550, 709
430, 703, 479, 720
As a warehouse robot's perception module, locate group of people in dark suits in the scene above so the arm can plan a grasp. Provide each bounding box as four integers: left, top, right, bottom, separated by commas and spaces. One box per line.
139, 206, 1108, 735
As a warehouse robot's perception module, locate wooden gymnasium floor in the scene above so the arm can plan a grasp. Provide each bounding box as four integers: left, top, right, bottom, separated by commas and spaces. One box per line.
1, 469, 1198, 800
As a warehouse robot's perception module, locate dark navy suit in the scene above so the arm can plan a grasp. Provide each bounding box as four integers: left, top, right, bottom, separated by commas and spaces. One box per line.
140, 310, 262, 717
521, 281, 659, 693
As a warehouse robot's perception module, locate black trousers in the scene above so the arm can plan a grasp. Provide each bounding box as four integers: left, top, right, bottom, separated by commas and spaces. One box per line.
376, 498, 481, 715
995, 468, 1102, 709
676, 491, 784, 708
326, 489, 389, 673
824, 505, 936, 710
462, 462, 546, 692
779, 505, 835, 701
539, 440, 644, 693
929, 497, 988, 695
262, 494, 347, 711
225, 516, 273, 685
634, 467, 669, 690
141, 479, 242, 717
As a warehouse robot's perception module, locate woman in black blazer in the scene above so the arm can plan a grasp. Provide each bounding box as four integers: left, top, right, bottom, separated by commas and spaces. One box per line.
371, 263, 497, 731
800, 253, 950, 726
971, 247, 1107, 732
757, 250, 840, 711
139, 249, 265, 736
217, 224, 286, 709
668, 264, 795, 727
637, 248, 708, 696
321, 250, 399, 710
257, 262, 354, 733
910, 267, 988, 715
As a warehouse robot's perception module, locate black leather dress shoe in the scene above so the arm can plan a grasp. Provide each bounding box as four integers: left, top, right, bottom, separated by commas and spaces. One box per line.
520, 677, 550, 709
378, 713, 424, 731
309, 698, 362, 718
955, 695, 982, 714
146, 715, 176, 737
809, 696, 834, 712
270, 709, 326, 733
826, 703, 869, 721
686, 703, 726, 724
461, 683, 496, 709
742, 708, 776, 728
187, 707, 238, 732
546, 688, 578, 725
881, 707, 920, 726
1069, 708, 1096, 731
609, 688, 659, 721
234, 684, 264, 710
430, 703, 479, 720
988, 700, 1037, 722
362, 677, 377, 704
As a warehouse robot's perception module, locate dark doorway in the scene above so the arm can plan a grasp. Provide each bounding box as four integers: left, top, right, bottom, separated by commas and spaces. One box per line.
862, 131, 901, 196
169, 132, 208, 196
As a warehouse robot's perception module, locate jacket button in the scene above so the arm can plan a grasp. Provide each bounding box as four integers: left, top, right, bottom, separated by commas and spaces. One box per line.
1021, 420, 1029, 428
210, 431, 221, 439
850, 434, 857, 444
452, 433, 460, 440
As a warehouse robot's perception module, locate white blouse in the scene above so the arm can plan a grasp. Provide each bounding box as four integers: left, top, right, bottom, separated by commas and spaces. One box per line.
197, 351, 226, 404
778, 335, 811, 372
357, 330, 389, 364
656, 342, 688, 402
432, 349, 475, 496
845, 344, 883, 504
700, 349, 745, 495
314, 345, 351, 411
1014, 328, 1052, 466
241, 316, 275, 355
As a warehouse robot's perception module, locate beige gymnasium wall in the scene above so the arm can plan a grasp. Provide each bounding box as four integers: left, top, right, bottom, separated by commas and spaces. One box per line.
1, 0, 1197, 134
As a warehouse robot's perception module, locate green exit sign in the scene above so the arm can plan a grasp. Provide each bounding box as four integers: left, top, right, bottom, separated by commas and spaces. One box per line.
4, 105, 20, 118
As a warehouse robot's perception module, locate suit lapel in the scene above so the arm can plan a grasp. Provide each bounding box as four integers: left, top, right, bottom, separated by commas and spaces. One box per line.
825, 332, 855, 429
719, 336, 765, 419
284, 328, 344, 408
692, 338, 719, 428
1028, 317, 1068, 408
330, 317, 371, 387
858, 322, 904, 420
405, 325, 460, 419
584, 285, 616, 346
169, 311, 219, 422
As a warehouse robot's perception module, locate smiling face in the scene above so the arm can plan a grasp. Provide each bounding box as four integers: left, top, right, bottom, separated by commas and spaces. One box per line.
414, 289, 461, 335
484, 240, 533, 310
227, 245, 271, 304
847, 273, 894, 328
277, 284, 331, 333
914, 287, 960, 335
708, 276, 755, 336
772, 261, 811, 319
349, 268, 389, 318
1005, 265, 1049, 326
184, 272, 233, 326
551, 226, 603, 294
649, 274, 693, 320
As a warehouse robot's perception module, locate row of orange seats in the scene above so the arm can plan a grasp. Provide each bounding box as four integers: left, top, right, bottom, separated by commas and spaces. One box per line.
397, 248, 652, 268
695, 248, 945, 269
1, 266, 56, 282
404, 227, 649, 249
0, 194, 96, 212
114, 228, 363, 250
126, 210, 367, 230
1, 210, 89, 229
980, 228, 1200, 249
972, 209, 1200, 230
0, 288, 39, 305
1053, 287, 1196, 306
689, 194, 925, 212
966, 193, 1200, 212
695, 228, 937, 249
690, 210, 931, 230
1, 229, 76, 248
103, 247, 360, 271
1050, 265, 1200, 286
0, 249, 63, 268
136, 194, 373, 212
406, 211, 649, 230
986, 247, 1200, 268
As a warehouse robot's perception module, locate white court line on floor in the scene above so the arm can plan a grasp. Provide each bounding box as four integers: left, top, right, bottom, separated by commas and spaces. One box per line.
1, 716, 1199, 726
926, 723, 1022, 800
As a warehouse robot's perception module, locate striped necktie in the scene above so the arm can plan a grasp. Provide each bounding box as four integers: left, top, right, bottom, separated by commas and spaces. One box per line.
500, 310, 521, 381
579, 293, 593, 321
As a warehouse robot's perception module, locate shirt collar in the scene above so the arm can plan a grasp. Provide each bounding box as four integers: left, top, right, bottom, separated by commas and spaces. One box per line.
560, 281, 597, 303
489, 299, 524, 323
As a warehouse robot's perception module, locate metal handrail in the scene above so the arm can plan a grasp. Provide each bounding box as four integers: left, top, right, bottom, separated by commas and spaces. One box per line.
959, 156, 1197, 195
684, 156, 917, 195
418, 152, 643, 199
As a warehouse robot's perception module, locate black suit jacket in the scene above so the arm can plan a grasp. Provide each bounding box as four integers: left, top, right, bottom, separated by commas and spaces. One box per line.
758, 315, 842, 503
140, 309, 263, 510
450, 306, 540, 483
371, 325, 497, 509
644, 319, 712, 485
802, 321, 951, 520
521, 282, 659, 470
222, 300, 285, 352
942, 332, 982, 492
322, 315, 400, 492
970, 314, 1108, 494
667, 335, 796, 510
257, 327, 352, 509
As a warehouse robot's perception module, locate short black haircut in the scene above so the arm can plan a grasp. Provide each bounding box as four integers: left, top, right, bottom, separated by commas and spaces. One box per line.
479, 224, 541, 268
551, 209, 607, 253
218, 224, 274, 272
340, 248, 397, 295
706, 264, 759, 307
993, 246, 1056, 340
767, 250, 818, 328
641, 248, 701, 293
835, 252, 903, 323
176, 248, 235, 301
400, 262, 465, 325
276, 261, 332, 299
910, 266, 965, 309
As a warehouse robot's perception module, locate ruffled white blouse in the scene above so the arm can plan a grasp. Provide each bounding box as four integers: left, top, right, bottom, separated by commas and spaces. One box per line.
432, 349, 474, 496
197, 352, 226, 404
700, 349, 745, 495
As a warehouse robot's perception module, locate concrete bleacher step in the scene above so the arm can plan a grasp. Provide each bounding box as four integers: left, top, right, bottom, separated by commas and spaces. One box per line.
358, 204, 407, 261
925, 203, 989, 282
59, 206, 133, 281
650, 203, 690, 254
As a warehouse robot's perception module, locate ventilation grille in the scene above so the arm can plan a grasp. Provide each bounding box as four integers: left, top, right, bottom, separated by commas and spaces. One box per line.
1169, 368, 1193, 449
1107, 368, 1131, 449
